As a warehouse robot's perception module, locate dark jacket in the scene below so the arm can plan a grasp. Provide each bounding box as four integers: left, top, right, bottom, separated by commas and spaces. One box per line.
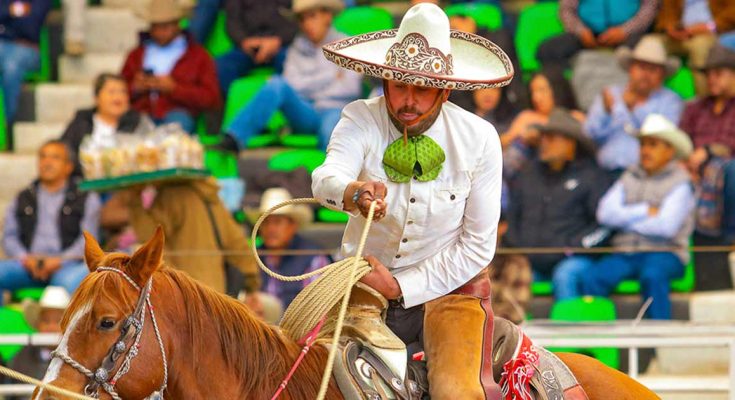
656, 0, 735, 33
0, 0, 50, 44
16, 179, 88, 251
507, 157, 612, 274
224, 0, 297, 46
259, 235, 331, 309
121, 32, 222, 119
60, 108, 152, 153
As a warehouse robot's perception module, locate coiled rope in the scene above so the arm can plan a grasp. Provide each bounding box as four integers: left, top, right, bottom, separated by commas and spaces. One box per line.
250, 198, 376, 400
0, 364, 96, 400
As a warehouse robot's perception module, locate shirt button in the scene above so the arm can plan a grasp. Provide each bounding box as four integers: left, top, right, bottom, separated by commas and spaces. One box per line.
402, 238, 408, 243
395, 254, 401, 259
410, 198, 416, 203
450, 194, 456, 200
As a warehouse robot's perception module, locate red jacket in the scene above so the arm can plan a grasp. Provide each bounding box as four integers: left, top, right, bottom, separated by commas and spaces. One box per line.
121, 33, 222, 119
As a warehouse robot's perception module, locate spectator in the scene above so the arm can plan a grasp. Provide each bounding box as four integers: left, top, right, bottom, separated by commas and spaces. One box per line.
507, 109, 610, 299
188, 0, 224, 44
0, 140, 100, 304
121, 0, 221, 134
490, 213, 532, 324
655, 0, 735, 94
501, 66, 584, 178
10, 286, 70, 383
216, 0, 297, 94
0, 0, 51, 124
61, 73, 155, 175
585, 36, 684, 174
214, 0, 361, 153
537, 0, 657, 69
246, 188, 331, 310
472, 87, 518, 134
680, 42, 735, 239
584, 114, 695, 319
124, 178, 260, 298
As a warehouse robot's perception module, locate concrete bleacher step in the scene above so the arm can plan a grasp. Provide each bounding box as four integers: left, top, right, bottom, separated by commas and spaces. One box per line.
34, 83, 94, 124
12, 122, 66, 154
84, 7, 146, 54
58, 53, 127, 84
0, 154, 36, 258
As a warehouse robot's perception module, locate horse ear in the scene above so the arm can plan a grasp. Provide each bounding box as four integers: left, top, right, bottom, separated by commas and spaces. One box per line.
129, 226, 165, 284
84, 231, 105, 272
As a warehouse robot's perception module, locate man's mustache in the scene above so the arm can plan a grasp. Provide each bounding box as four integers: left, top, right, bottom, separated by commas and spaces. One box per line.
397, 106, 422, 116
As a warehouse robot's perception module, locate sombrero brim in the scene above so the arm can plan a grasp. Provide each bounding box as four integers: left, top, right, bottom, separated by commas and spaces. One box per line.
616, 47, 681, 77
322, 29, 514, 90
245, 206, 313, 227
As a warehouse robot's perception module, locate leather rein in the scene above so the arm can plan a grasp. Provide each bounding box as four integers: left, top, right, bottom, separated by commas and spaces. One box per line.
50, 267, 168, 400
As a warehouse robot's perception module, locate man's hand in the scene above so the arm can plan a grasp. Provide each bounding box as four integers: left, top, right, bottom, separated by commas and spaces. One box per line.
598, 26, 628, 46
578, 28, 597, 48
150, 75, 177, 93
21, 255, 39, 279
254, 36, 282, 64
622, 87, 638, 110
132, 72, 151, 93
360, 256, 402, 300
355, 181, 388, 221
666, 26, 690, 42
602, 88, 615, 114
37, 257, 62, 281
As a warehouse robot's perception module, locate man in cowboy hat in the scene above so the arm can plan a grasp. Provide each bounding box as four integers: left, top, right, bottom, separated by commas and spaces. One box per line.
506, 108, 611, 300
313, 3, 514, 399
214, 0, 362, 153
584, 114, 695, 319
680, 42, 735, 239
9, 287, 70, 384
121, 0, 221, 133
246, 188, 331, 310
585, 35, 684, 174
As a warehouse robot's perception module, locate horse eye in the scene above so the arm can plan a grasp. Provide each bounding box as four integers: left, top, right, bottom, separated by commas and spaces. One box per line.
98, 319, 116, 331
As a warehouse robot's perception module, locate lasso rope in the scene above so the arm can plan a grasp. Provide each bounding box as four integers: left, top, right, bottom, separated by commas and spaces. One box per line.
0, 364, 96, 400
251, 198, 377, 400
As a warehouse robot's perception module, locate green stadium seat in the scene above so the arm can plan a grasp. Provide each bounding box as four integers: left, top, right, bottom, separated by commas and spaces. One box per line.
445, 3, 503, 32
204, 149, 239, 178
205, 11, 234, 57
334, 6, 393, 36
317, 207, 349, 223
268, 149, 326, 173
280, 134, 320, 149
0, 88, 6, 151
25, 26, 51, 83
515, 2, 564, 73
665, 66, 696, 100
12, 287, 44, 303
222, 74, 288, 148
549, 296, 619, 369
0, 307, 34, 363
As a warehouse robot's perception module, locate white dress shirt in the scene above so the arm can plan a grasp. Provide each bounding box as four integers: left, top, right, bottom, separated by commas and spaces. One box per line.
312, 96, 503, 308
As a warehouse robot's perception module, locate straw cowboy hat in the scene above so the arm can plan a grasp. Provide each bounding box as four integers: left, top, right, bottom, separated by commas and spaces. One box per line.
700, 42, 735, 71
286, 0, 344, 16
638, 114, 693, 159
143, 0, 184, 23
533, 108, 596, 156
23, 286, 71, 327
322, 2, 514, 90
245, 188, 313, 226
616, 35, 681, 76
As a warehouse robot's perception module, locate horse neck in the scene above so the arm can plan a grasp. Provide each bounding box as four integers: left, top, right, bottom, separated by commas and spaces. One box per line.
159, 275, 339, 398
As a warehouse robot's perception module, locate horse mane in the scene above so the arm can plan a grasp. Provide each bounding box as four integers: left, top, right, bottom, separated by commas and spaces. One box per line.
64, 253, 333, 398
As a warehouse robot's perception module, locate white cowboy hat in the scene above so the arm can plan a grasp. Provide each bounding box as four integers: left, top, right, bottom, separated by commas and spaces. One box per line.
245, 188, 313, 226
322, 3, 514, 90
23, 286, 71, 327
616, 35, 681, 76
638, 114, 693, 159
143, 0, 184, 23
290, 0, 344, 15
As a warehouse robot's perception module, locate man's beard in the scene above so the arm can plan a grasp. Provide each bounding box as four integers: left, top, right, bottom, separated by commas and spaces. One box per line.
387, 104, 443, 136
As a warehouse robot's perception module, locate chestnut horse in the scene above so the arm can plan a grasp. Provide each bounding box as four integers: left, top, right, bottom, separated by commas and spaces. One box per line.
34, 228, 659, 400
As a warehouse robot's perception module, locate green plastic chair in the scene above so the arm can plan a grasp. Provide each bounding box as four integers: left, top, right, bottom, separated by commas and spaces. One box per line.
334, 6, 393, 36
204, 149, 239, 178
549, 296, 619, 369
222, 74, 288, 148
205, 11, 235, 57
515, 2, 564, 73
665, 66, 696, 101
445, 3, 503, 32
13, 287, 45, 303
615, 238, 696, 294
25, 26, 51, 82
0, 307, 34, 363
0, 88, 6, 151
268, 149, 326, 173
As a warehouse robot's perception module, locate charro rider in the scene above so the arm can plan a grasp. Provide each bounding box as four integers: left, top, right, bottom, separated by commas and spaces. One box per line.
312, 3, 513, 399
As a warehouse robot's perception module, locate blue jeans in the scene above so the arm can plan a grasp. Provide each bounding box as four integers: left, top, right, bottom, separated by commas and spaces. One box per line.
0, 259, 88, 305
226, 76, 341, 150
0, 40, 40, 123
722, 160, 735, 238
188, 0, 224, 44
216, 47, 287, 94
581, 252, 684, 319
153, 108, 195, 133
552, 256, 595, 300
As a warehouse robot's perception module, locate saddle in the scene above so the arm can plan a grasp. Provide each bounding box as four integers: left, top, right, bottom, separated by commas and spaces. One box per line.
322, 283, 588, 400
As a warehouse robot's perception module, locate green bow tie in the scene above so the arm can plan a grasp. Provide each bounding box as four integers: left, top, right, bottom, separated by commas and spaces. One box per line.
382, 135, 446, 183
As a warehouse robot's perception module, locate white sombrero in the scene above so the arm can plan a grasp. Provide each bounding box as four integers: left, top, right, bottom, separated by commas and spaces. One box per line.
245, 188, 313, 226
322, 3, 514, 90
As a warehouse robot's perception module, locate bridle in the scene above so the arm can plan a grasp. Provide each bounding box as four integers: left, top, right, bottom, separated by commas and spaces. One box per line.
50, 266, 168, 400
